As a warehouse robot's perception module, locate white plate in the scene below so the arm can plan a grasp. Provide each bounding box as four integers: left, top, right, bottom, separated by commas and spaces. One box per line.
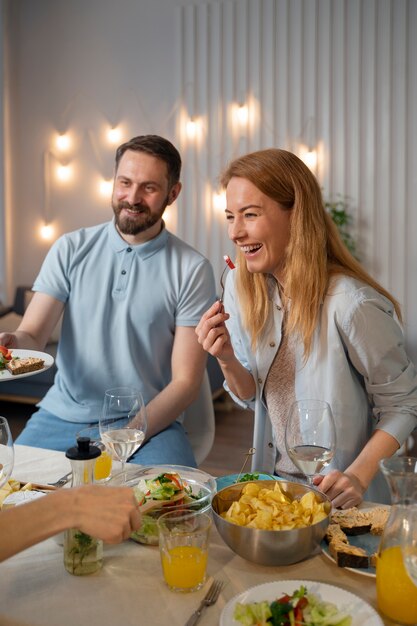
220, 579, 383, 626
0, 349, 54, 382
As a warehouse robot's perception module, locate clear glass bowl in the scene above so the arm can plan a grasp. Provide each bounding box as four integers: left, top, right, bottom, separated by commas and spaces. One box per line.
109, 464, 216, 545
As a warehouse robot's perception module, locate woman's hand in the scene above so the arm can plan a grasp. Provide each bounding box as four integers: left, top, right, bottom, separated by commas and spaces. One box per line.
195, 301, 235, 363
313, 470, 366, 509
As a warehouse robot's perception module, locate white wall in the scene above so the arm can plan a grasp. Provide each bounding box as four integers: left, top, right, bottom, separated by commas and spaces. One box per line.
2, 0, 417, 362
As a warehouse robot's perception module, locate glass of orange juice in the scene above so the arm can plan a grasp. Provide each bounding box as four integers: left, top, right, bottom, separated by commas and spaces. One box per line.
76, 425, 113, 483
157, 510, 211, 592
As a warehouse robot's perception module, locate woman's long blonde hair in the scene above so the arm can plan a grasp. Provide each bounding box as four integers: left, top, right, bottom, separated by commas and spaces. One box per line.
220, 149, 401, 358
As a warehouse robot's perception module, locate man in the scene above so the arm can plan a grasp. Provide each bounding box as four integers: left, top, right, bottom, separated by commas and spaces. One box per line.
0, 135, 216, 466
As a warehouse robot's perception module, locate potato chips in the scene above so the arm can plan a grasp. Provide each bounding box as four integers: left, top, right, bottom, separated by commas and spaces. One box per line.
0, 479, 36, 508
221, 481, 328, 530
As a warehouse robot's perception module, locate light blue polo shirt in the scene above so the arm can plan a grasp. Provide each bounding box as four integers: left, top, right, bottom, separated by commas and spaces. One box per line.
33, 220, 216, 423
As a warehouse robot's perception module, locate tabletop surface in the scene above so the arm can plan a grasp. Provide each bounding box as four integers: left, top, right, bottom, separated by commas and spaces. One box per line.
0, 445, 395, 626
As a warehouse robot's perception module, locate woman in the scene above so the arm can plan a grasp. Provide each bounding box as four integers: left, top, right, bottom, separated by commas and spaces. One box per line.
196, 149, 417, 507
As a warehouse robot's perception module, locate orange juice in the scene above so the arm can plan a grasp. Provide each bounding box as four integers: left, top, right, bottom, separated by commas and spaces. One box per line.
82, 450, 112, 482
376, 546, 417, 624
161, 546, 207, 590
94, 450, 112, 481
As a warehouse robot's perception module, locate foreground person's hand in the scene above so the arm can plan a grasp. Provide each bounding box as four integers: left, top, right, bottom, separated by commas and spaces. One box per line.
313, 470, 365, 509
67, 485, 142, 543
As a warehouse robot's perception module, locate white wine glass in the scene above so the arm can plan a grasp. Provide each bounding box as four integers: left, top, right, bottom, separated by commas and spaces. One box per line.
0, 416, 14, 489
285, 399, 336, 484
401, 504, 417, 587
99, 387, 147, 477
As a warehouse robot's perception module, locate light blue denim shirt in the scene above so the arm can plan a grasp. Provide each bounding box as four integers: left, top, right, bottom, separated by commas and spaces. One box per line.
223, 272, 417, 503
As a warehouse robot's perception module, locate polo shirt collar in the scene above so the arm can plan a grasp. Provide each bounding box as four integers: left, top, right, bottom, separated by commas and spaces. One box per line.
107, 219, 169, 258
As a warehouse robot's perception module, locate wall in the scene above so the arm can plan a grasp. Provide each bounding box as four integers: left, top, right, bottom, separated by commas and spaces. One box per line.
1, 0, 417, 362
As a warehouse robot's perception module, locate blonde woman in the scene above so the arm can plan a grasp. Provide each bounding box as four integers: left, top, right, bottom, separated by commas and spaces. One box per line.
196, 149, 417, 507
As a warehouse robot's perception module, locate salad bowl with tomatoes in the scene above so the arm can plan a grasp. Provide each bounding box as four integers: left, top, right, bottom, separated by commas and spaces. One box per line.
109, 464, 216, 545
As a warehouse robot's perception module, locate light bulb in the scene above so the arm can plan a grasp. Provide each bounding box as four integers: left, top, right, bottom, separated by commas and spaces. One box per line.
303, 150, 317, 169
99, 179, 113, 197
236, 104, 248, 124
39, 223, 55, 241
213, 192, 227, 212
107, 127, 122, 144
186, 119, 197, 139
56, 134, 70, 151
56, 164, 71, 182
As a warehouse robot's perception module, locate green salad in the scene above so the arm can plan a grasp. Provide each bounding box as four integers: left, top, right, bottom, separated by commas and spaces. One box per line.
234, 585, 352, 626
131, 472, 204, 545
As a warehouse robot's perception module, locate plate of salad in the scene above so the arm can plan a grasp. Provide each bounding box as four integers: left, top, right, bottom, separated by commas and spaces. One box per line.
109, 465, 216, 545
220, 580, 383, 626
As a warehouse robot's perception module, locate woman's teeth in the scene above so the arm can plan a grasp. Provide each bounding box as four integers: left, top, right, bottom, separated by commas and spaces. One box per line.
241, 244, 262, 253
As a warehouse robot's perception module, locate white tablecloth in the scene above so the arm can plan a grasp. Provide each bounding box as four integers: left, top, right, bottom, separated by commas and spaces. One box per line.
0, 445, 394, 626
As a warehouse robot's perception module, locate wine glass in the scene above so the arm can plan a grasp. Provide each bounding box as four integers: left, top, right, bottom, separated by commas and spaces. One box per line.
285, 399, 336, 484
0, 416, 14, 489
99, 387, 147, 477
401, 504, 417, 586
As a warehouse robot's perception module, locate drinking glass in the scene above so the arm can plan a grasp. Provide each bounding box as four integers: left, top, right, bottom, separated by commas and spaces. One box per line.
157, 510, 212, 592
0, 416, 14, 489
402, 504, 417, 587
99, 387, 147, 475
285, 399, 336, 484
76, 425, 113, 482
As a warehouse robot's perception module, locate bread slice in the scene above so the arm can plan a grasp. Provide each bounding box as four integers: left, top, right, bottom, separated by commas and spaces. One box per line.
369, 507, 390, 535
325, 523, 349, 544
329, 538, 370, 568
330, 508, 372, 535
6, 357, 44, 375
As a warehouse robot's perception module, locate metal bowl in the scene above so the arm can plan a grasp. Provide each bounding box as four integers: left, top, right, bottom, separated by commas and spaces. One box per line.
109, 464, 216, 545
212, 480, 331, 566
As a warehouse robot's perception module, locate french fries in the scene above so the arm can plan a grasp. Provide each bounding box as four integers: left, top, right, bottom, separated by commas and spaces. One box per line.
221, 482, 328, 530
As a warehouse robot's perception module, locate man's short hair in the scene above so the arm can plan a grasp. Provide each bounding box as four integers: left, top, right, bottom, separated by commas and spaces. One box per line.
115, 135, 181, 187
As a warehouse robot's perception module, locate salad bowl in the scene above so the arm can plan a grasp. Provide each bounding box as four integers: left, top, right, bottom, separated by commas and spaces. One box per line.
109, 464, 216, 545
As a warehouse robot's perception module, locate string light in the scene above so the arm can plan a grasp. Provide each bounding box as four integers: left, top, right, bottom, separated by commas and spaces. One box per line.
56, 164, 72, 182
99, 179, 113, 197
39, 222, 55, 241
107, 126, 122, 144
235, 104, 248, 125
213, 191, 227, 212
56, 133, 70, 151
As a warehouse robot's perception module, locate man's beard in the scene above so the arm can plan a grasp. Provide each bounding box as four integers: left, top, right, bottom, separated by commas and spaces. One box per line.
112, 200, 167, 236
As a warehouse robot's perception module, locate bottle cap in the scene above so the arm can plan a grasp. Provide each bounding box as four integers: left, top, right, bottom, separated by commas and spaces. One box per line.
65, 436, 101, 460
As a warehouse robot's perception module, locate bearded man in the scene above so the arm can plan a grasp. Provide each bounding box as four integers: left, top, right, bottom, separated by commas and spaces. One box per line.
0, 135, 216, 465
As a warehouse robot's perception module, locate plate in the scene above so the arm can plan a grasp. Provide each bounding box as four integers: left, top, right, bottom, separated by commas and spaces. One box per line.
0, 349, 54, 382
215, 473, 280, 491
321, 504, 389, 578
220, 579, 383, 626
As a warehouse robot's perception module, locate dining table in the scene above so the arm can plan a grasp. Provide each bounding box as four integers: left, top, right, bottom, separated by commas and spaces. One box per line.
0, 444, 395, 626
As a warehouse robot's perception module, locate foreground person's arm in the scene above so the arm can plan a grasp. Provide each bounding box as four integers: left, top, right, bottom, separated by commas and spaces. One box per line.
0, 485, 141, 563
314, 427, 400, 508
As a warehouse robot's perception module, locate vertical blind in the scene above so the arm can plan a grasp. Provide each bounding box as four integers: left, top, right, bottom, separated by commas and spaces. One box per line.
177, 0, 417, 361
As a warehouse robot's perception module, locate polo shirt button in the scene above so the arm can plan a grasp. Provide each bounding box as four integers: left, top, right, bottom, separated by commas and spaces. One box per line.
269, 342, 276, 347
121, 270, 126, 275
126, 247, 132, 252
257, 377, 262, 385
268, 442, 274, 448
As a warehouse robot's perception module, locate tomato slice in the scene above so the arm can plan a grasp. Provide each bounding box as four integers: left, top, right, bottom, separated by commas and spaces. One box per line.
0, 345, 11, 360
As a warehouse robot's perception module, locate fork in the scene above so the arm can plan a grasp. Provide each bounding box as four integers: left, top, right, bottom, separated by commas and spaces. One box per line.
48, 471, 72, 488
184, 579, 224, 626
219, 265, 228, 303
